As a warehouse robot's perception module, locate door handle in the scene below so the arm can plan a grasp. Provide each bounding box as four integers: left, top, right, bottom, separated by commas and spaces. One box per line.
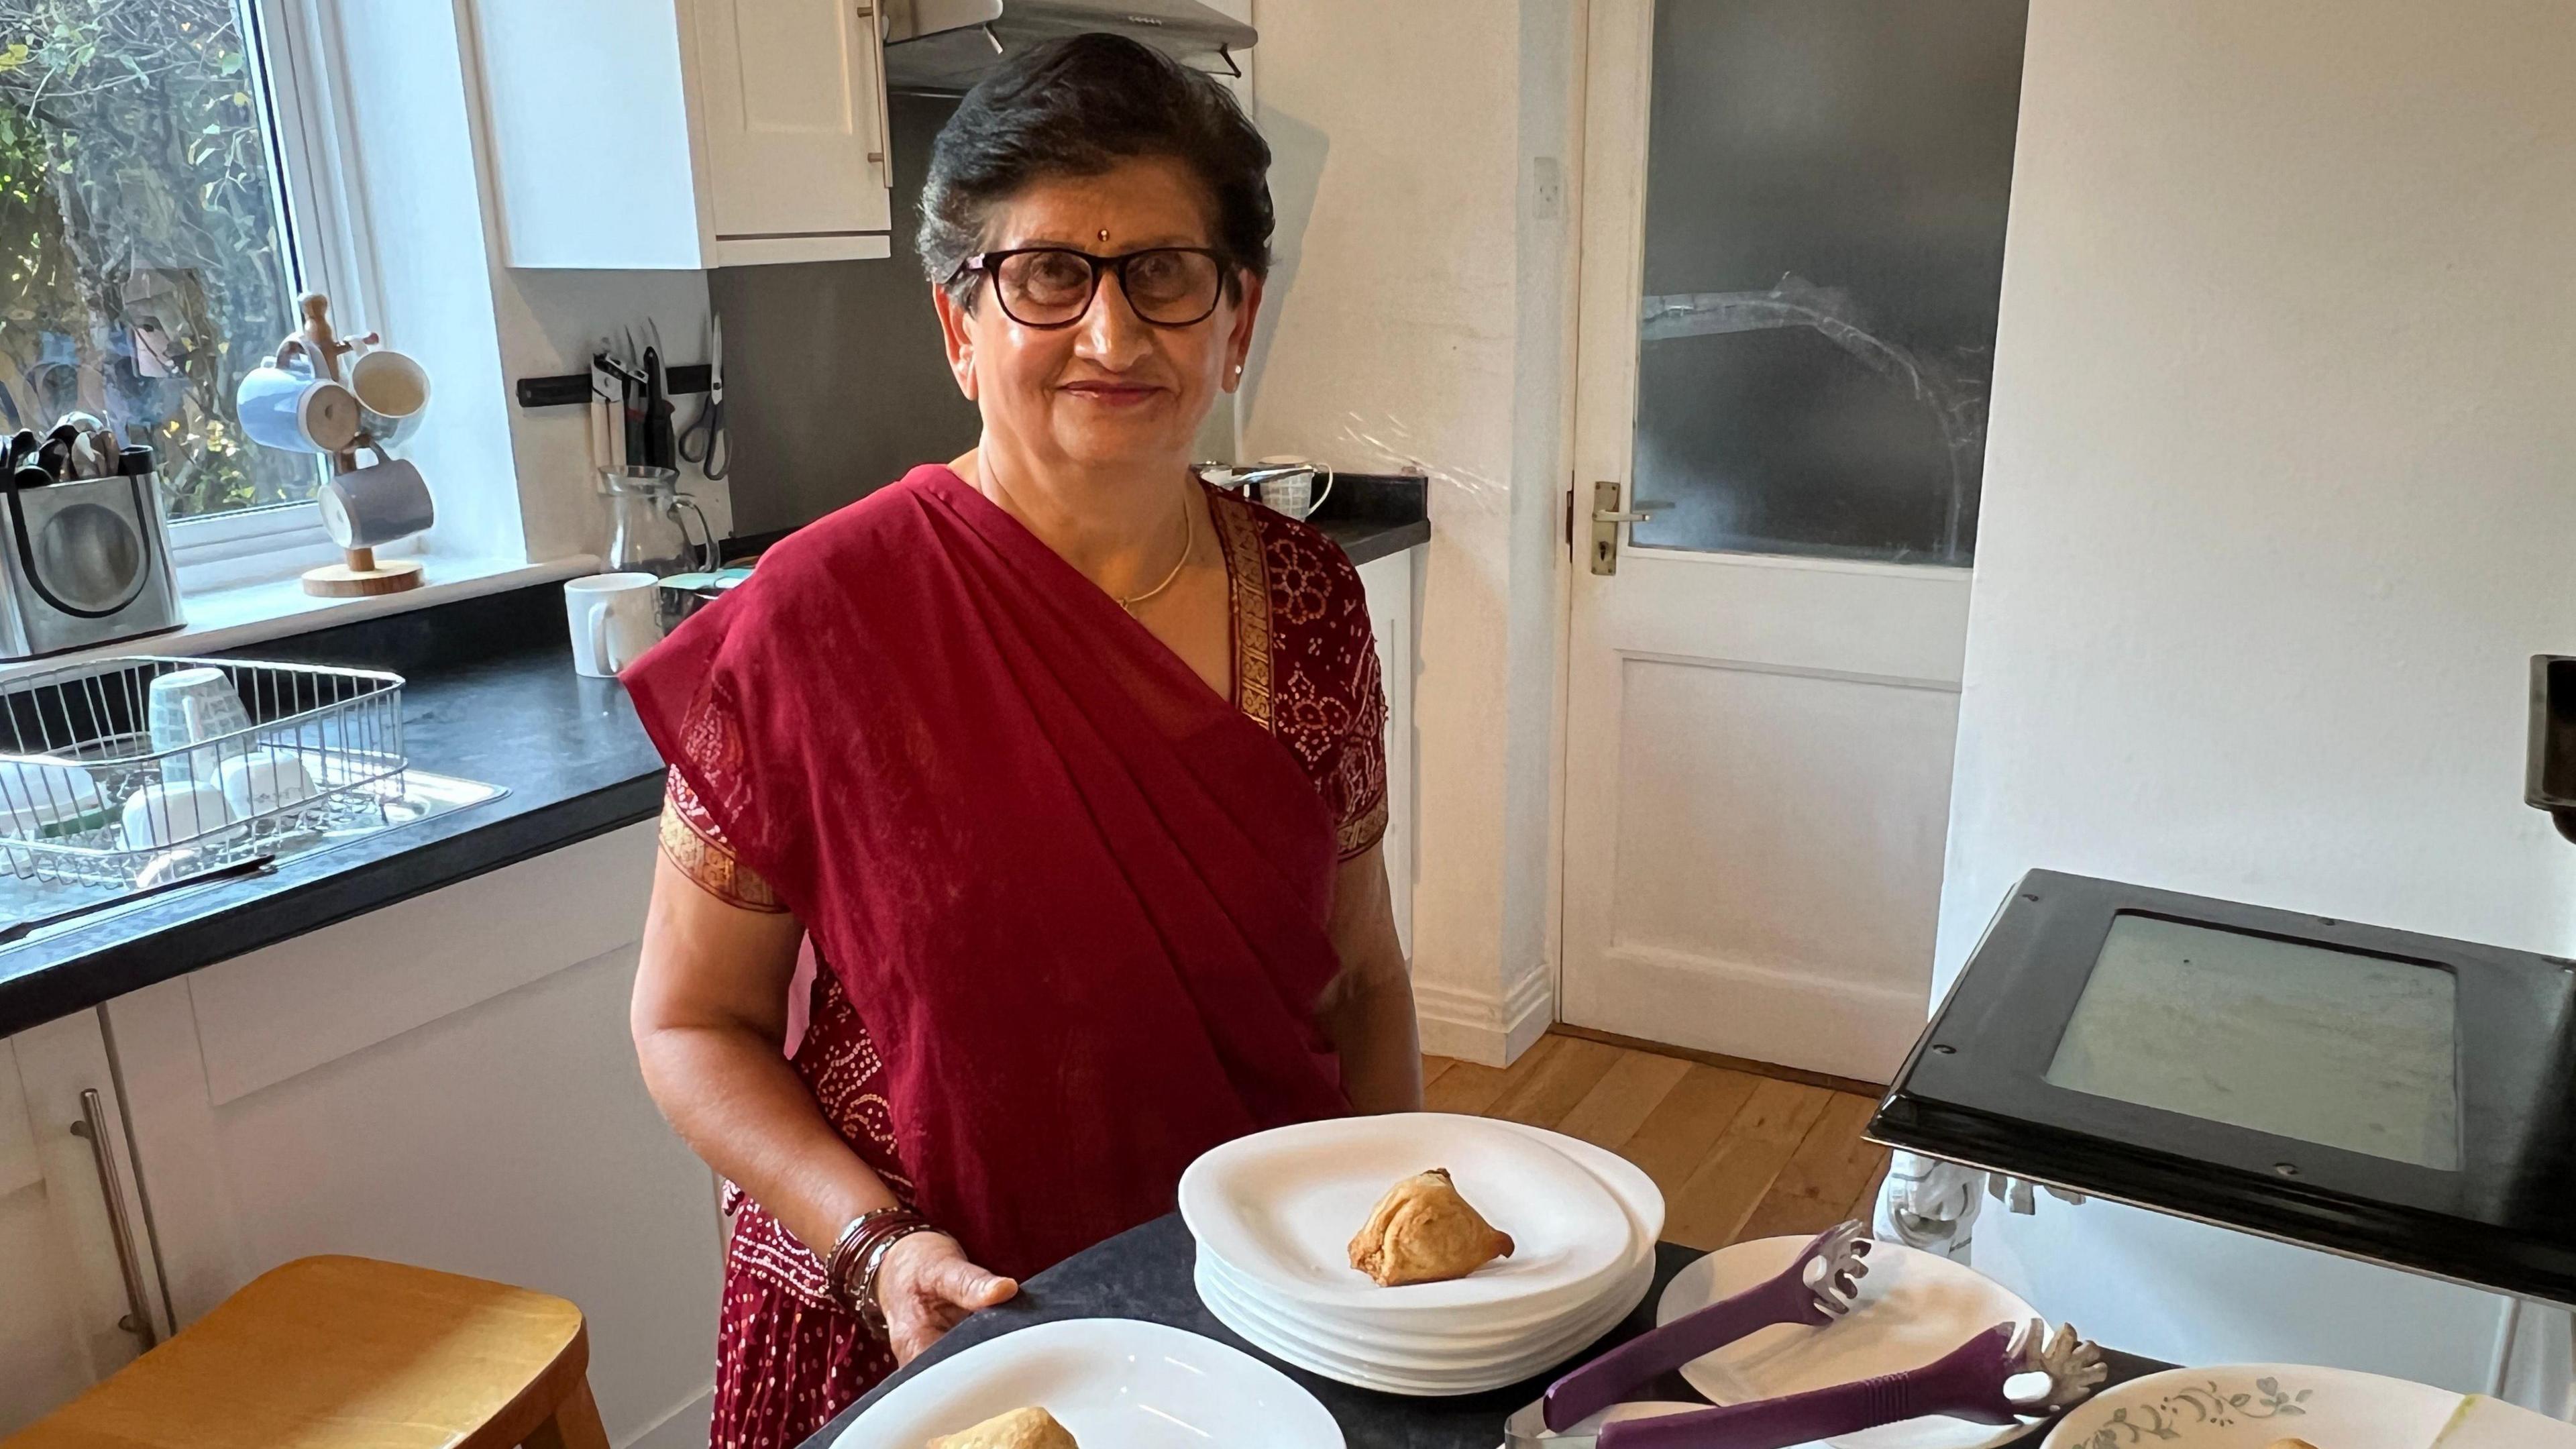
70, 1087, 159, 1348
1587, 482, 1668, 576
857, 3, 894, 178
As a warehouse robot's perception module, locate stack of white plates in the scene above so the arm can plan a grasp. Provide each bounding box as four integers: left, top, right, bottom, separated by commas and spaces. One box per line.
1179, 1112, 1664, 1396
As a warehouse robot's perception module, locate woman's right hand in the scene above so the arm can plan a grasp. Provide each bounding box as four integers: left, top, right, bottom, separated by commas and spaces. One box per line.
875, 1231, 1019, 1365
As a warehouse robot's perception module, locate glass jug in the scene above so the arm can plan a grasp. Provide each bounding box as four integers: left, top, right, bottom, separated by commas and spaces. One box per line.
600, 466, 716, 574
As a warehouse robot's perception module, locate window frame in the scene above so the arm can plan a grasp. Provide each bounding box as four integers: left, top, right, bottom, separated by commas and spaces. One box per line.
164, 0, 386, 586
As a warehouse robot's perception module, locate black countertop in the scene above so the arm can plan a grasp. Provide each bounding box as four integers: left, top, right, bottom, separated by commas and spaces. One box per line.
816, 1212, 2171, 1448
0, 504, 1431, 1039
0, 588, 669, 1038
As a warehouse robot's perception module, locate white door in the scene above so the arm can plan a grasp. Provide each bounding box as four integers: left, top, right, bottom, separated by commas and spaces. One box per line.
0, 1014, 172, 1434
1560, 0, 2025, 1082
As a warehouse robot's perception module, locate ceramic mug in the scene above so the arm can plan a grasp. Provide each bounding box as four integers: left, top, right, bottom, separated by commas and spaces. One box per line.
566, 572, 662, 678
236, 359, 364, 454
319, 450, 436, 549
1254, 460, 1335, 521
147, 667, 254, 784
217, 749, 319, 819
347, 344, 431, 449
121, 779, 236, 850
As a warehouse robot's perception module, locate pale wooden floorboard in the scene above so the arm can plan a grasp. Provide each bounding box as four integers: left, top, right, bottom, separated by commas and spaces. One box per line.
1419, 1031, 1892, 1252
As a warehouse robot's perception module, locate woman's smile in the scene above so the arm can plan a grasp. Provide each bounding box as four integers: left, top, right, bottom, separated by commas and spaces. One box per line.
1058, 374, 1167, 409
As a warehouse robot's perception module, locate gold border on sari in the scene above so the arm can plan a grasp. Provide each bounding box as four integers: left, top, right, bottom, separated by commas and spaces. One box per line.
1213, 489, 1275, 732
659, 795, 788, 913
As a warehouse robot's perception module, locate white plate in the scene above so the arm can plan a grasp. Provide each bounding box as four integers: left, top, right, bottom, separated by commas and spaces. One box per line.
1490, 1120, 1666, 1261
1201, 1244, 1650, 1375
2040, 1366, 2463, 1449
1658, 1236, 2041, 1449
1181, 1113, 1633, 1316
1201, 1246, 1618, 1356
1199, 1253, 1650, 1396
833, 1318, 1344, 1449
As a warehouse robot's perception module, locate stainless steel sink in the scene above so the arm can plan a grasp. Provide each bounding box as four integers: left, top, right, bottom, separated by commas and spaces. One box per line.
0, 769, 506, 945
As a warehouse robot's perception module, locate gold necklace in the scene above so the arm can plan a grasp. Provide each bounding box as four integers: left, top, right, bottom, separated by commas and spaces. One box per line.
1117, 492, 1194, 614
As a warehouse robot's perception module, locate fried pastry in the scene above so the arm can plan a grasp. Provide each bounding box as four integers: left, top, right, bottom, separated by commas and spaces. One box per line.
926, 1405, 1077, 1448
1347, 1167, 1515, 1286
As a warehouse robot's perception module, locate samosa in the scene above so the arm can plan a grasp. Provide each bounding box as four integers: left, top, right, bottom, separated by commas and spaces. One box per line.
1347, 1167, 1515, 1287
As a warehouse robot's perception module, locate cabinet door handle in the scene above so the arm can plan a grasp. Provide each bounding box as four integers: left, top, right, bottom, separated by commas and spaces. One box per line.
69, 1088, 158, 1348
858, 3, 893, 178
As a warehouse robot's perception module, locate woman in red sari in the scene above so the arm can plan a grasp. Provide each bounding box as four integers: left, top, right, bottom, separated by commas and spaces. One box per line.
624, 33, 1421, 1448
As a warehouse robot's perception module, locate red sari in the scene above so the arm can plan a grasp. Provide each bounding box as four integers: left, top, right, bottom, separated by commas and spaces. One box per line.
625, 465, 1389, 1448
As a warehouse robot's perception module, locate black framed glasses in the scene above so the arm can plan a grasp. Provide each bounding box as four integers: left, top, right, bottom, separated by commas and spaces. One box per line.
953, 246, 1230, 329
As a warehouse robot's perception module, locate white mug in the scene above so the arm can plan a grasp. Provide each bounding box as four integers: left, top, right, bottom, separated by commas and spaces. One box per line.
1254, 460, 1335, 521
566, 572, 662, 678
147, 667, 253, 784
121, 780, 237, 850
347, 344, 431, 449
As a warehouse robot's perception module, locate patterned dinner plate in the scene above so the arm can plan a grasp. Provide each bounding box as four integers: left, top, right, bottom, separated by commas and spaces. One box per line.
2041, 1365, 2463, 1449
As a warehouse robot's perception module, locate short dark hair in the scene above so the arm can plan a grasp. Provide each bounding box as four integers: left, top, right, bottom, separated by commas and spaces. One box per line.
916, 33, 1273, 307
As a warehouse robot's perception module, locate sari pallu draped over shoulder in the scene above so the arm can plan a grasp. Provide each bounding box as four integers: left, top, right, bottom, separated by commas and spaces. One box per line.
624, 464, 1353, 1280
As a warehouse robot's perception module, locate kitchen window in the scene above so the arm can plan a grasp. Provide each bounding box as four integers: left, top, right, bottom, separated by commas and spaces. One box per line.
0, 0, 370, 576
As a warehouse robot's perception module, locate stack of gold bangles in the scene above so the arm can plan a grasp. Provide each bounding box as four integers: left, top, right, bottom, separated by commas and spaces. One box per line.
826, 1205, 936, 1332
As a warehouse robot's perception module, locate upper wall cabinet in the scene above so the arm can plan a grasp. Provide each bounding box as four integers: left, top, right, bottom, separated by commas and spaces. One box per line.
472, 0, 894, 268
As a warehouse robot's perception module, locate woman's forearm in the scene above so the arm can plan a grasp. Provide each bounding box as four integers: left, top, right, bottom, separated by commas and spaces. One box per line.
636, 1019, 900, 1257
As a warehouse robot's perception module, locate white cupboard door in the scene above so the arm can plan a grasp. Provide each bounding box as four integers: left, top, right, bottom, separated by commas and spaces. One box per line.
105, 824, 728, 1449
1560, 0, 2022, 1081
691, 0, 894, 259
0, 1015, 170, 1434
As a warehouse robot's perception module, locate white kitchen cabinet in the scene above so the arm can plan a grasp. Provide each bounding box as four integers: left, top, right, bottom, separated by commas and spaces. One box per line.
1356, 546, 1419, 957
105, 824, 728, 1449
0, 1012, 171, 1436
472, 0, 894, 268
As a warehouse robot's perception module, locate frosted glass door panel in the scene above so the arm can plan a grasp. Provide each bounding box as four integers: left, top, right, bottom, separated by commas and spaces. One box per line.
1630, 0, 2025, 565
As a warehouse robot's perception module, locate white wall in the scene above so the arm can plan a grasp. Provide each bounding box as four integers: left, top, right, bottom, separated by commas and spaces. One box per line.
1942, 0, 2575, 1398
1243, 1, 1576, 1064
331, 0, 724, 572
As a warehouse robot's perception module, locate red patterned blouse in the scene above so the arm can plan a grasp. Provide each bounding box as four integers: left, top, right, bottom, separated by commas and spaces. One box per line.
659, 483, 1388, 1448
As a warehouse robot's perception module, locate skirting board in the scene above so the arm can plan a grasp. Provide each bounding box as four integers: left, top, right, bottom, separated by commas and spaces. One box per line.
629, 1387, 712, 1449
1413, 969, 1553, 1067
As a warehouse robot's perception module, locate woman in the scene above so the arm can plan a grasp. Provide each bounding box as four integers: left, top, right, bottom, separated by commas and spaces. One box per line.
625, 32, 1421, 1448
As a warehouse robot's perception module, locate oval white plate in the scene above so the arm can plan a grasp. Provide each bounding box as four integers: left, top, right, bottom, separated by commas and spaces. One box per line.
2040, 1366, 2462, 1449
833, 1318, 1344, 1449
1181, 1113, 1631, 1314
1658, 1236, 2040, 1449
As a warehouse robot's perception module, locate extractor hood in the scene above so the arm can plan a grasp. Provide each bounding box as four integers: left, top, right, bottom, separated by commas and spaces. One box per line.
881, 0, 1255, 94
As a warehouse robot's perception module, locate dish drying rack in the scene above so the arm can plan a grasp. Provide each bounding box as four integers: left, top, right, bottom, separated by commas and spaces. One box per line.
0, 656, 406, 890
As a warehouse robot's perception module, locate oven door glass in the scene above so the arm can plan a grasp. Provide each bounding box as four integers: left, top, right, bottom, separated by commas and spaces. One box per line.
2043, 913, 2461, 1169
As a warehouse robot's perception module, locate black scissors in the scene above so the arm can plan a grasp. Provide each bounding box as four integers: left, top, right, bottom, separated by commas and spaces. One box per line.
677, 313, 727, 481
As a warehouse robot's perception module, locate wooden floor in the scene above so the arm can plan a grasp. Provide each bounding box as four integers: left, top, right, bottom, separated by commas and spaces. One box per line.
1424, 1032, 1890, 1252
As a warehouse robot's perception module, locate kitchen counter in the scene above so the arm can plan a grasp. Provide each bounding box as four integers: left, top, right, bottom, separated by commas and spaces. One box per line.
816, 1212, 2173, 1448
0, 496, 1433, 1039
0, 586, 669, 1038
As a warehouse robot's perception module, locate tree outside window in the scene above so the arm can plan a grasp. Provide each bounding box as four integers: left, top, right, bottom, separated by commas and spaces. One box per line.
0, 0, 315, 522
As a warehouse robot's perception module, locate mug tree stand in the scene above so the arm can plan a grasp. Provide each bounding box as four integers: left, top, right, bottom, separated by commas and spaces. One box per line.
289, 292, 425, 599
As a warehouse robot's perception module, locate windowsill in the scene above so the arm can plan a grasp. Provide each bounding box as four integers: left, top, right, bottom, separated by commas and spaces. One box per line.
0, 551, 600, 683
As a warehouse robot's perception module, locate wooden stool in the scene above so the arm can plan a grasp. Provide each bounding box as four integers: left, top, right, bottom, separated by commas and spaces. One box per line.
7, 1255, 609, 1449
